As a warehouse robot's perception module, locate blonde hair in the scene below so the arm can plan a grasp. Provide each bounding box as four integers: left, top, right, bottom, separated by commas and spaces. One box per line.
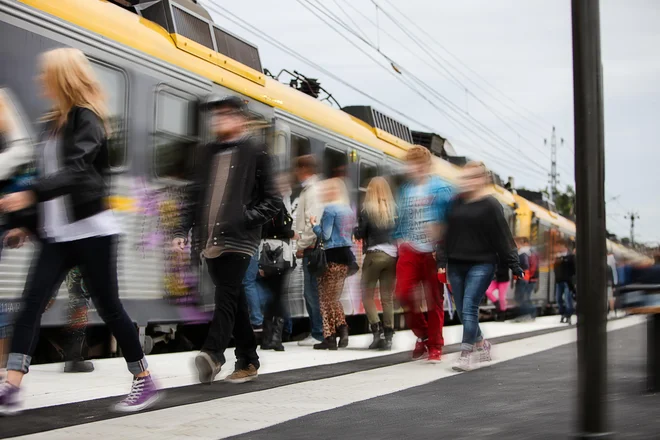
0, 88, 32, 143
40, 48, 109, 134
323, 177, 350, 206
364, 176, 396, 228
464, 160, 491, 183
405, 145, 431, 165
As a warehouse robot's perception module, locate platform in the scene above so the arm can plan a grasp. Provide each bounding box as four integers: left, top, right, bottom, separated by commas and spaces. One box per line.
0, 315, 652, 439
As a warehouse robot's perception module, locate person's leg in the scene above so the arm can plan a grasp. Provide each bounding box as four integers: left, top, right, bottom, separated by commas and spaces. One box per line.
314, 266, 338, 350
395, 245, 427, 340
421, 252, 444, 353
6, 241, 72, 384
556, 282, 566, 318
243, 252, 263, 328
361, 253, 381, 326
460, 263, 496, 351
302, 251, 323, 341
379, 254, 397, 331
447, 263, 467, 327
565, 282, 575, 319
497, 281, 509, 311
524, 282, 536, 318
203, 254, 251, 365
231, 281, 260, 371
330, 264, 348, 331
63, 267, 94, 373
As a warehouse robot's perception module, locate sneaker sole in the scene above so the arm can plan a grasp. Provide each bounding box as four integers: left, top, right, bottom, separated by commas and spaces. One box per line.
427, 358, 442, 364
194, 353, 218, 385
112, 392, 161, 413
452, 365, 472, 372
225, 373, 258, 384
0, 406, 22, 416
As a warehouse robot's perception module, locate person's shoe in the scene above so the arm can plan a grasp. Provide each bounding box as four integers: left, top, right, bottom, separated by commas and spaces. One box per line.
0, 382, 21, 415
270, 317, 286, 352
298, 335, 322, 346
225, 364, 258, 384
337, 324, 349, 348
194, 351, 222, 385
496, 311, 507, 322
565, 316, 572, 325
252, 324, 263, 333
368, 323, 384, 350
64, 360, 95, 373
477, 339, 492, 363
113, 375, 159, 413
452, 351, 474, 372
381, 327, 394, 351
513, 315, 533, 323
412, 338, 428, 360
313, 336, 338, 350
427, 348, 442, 364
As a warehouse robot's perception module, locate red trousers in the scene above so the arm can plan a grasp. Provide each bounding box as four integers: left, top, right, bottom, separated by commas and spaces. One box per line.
395, 244, 445, 350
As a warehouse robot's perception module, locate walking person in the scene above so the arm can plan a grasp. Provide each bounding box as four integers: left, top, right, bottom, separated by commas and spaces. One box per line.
512, 237, 534, 322
445, 162, 523, 372
554, 239, 576, 324
310, 178, 355, 350
393, 146, 453, 363
0, 48, 158, 413
484, 260, 510, 321
354, 177, 397, 350
259, 172, 298, 351
172, 95, 281, 385
293, 155, 324, 346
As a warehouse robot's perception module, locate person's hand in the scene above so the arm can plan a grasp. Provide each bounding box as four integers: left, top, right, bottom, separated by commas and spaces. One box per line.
309, 215, 318, 226
438, 267, 446, 274
3, 228, 29, 249
171, 237, 186, 253
258, 269, 265, 278
0, 191, 36, 212
296, 249, 305, 259
292, 232, 301, 241
513, 270, 524, 280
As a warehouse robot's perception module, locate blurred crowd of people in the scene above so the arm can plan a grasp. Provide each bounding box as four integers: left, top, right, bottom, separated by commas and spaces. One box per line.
0, 47, 646, 416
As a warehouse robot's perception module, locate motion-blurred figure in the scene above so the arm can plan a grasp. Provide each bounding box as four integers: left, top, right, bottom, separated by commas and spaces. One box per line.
484, 259, 510, 321
393, 146, 453, 363
445, 162, 523, 372
554, 239, 576, 324
173, 95, 280, 385
0, 48, 157, 414
606, 252, 618, 317
259, 172, 298, 351
293, 155, 324, 345
310, 178, 355, 350
63, 268, 94, 373
355, 177, 397, 350
513, 237, 535, 322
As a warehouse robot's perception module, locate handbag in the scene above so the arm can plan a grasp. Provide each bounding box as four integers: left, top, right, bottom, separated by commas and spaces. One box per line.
259, 241, 291, 276
306, 238, 327, 275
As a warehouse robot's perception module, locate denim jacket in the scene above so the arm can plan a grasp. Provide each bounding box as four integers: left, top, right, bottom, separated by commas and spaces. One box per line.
313, 203, 354, 249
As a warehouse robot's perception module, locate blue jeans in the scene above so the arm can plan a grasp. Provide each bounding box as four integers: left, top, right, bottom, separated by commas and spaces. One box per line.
515, 279, 536, 318
303, 251, 323, 341
256, 278, 293, 334
244, 252, 265, 327
555, 281, 575, 318
448, 262, 495, 351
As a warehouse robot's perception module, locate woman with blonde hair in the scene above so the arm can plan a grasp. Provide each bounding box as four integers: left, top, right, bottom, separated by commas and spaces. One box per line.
310, 178, 355, 350
444, 161, 523, 371
354, 177, 397, 350
0, 48, 158, 414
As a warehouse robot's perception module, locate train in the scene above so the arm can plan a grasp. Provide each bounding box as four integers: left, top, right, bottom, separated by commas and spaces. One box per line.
0, 0, 650, 354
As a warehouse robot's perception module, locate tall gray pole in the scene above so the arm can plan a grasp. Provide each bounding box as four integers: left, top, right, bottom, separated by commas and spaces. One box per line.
571, 0, 610, 438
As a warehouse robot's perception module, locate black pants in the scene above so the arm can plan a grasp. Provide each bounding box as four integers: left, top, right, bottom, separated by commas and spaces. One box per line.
204, 253, 259, 369
10, 235, 146, 374
261, 270, 290, 322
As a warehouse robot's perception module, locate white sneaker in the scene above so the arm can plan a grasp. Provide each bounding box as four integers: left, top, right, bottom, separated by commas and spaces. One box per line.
298, 335, 322, 346
452, 351, 474, 372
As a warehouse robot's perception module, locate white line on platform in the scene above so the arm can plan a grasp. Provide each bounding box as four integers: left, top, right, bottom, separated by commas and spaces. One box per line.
9, 316, 645, 440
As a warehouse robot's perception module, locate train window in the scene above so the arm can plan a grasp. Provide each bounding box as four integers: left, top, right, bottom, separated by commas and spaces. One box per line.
291, 133, 311, 160
154, 89, 198, 181
91, 62, 127, 169
323, 147, 348, 179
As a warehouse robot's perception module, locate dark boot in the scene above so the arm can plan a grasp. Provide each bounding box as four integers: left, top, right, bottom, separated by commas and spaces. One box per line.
64, 360, 94, 373
270, 317, 285, 352
314, 335, 338, 350
337, 324, 349, 348
381, 327, 394, 351
282, 331, 291, 343
261, 317, 274, 350
63, 328, 94, 373
368, 323, 384, 349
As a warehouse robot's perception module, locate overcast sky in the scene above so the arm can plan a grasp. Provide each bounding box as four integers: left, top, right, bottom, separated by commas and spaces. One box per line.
203, 0, 659, 244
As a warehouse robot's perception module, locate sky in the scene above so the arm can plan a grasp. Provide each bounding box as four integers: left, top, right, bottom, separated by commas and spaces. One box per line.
201, 0, 659, 244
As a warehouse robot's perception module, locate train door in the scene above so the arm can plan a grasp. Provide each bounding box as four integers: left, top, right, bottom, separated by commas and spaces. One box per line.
270, 119, 290, 172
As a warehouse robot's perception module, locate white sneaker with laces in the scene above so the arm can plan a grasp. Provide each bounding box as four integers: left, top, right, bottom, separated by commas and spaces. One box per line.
298, 335, 322, 346
452, 351, 474, 372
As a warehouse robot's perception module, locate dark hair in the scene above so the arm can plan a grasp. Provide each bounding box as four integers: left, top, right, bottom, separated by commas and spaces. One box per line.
295, 154, 317, 173
204, 95, 248, 115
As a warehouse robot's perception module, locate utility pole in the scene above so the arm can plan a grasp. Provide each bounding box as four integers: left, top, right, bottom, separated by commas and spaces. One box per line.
546, 127, 565, 203
571, 0, 610, 438
625, 212, 639, 247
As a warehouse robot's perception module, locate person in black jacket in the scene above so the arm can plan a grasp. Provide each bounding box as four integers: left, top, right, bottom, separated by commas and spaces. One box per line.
354, 176, 397, 350
258, 171, 298, 352
0, 48, 157, 414
172, 95, 281, 385
445, 162, 523, 372
554, 239, 576, 323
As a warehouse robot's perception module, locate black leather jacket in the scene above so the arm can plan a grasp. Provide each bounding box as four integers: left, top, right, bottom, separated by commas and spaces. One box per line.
9, 107, 110, 232
176, 135, 282, 261
354, 209, 395, 252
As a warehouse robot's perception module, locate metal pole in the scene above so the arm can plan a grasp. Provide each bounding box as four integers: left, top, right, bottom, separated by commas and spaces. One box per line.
571, 0, 611, 438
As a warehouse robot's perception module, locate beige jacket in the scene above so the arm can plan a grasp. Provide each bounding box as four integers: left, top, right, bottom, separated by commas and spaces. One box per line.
295, 174, 323, 251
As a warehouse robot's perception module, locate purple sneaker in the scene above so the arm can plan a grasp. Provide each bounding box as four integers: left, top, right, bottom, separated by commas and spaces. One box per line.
0, 382, 21, 416
113, 375, 159, 413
